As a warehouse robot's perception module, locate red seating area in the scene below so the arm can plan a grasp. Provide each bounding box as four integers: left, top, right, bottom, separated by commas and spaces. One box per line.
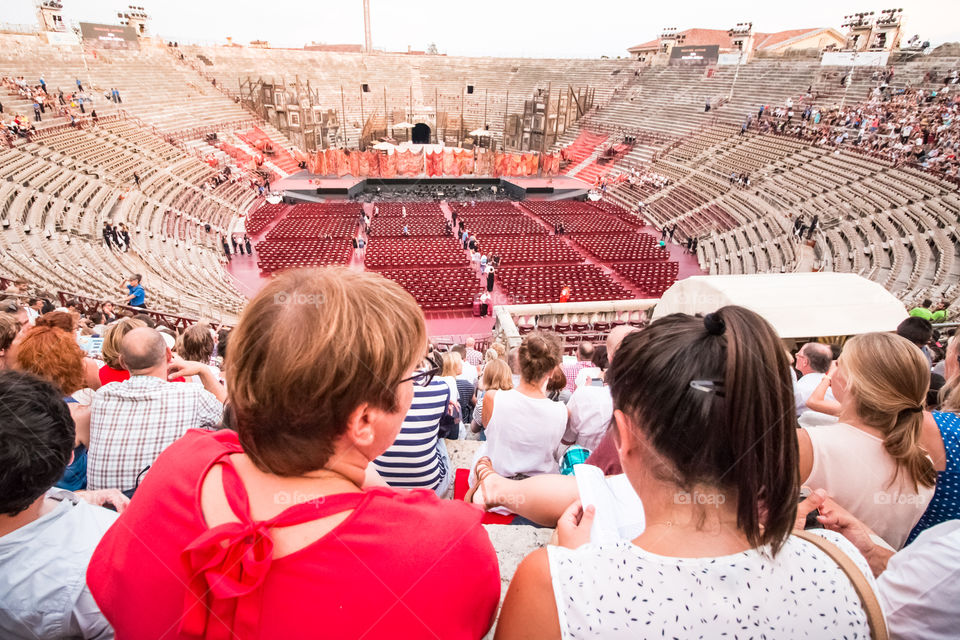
255, 240, 353, 273
238, 127, 300, 174
374, 202, 443, 217
369, 218, 447, 237
477, 236, 582, 265
286, 203, 363, 218
449, 202, 518, 215
244, 203, 285, 236
590, 200, 644, 226
496, 264, 633, 304
372, 267, 481, 310
265, 217, 358, 240
568, 234, 669, 261
459, 215, 546, 236
609, 261, 679, 297
365, 237, 468, 268
531, 213, 637, 235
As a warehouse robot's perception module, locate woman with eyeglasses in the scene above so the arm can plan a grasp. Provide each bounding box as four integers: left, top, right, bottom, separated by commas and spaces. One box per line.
373, 352, 457, 495
87, 268, 501, 639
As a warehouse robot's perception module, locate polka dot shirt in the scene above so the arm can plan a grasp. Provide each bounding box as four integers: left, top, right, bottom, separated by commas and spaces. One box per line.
906, 411, 960, 546
547, 530, 877, 639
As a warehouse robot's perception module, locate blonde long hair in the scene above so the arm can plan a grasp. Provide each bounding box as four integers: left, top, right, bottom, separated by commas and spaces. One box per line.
841, 332, 936, 490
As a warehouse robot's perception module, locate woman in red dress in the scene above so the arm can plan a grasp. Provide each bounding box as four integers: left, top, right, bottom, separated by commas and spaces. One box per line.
87, 267, 501, 639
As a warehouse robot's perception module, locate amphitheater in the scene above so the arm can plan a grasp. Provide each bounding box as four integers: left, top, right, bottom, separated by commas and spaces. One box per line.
2, 13, 960, 634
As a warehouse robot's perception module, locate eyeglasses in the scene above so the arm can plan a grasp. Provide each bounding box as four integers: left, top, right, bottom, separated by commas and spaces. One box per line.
399, 366, 441, 388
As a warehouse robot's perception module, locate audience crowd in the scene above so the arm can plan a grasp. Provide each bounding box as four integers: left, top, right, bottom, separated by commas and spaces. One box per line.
0, 265, 958, 639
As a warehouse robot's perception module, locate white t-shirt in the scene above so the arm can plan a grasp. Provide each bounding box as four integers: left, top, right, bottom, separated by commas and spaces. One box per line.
574, 367, 602, 390
879, 519, 960, 640
547, 530, 877, 639
457, 363, 478, 386
794, 372, 837, 418
563, 385, 613, 452
484, 389, 566, 478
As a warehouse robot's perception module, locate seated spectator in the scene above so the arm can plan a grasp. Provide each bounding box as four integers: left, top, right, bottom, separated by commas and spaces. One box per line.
471, 358, 514, 435
545, 366, 569, 403
898, 316, 935, 364
472, 331, 565, 483
497, 307, 879, 638
798, 332, 938, 548
0, 313, 17, 370
97, 317, 146, 385
906, 335, 960, 544
87, 327, 225, 493
35, 312, 100, 391
0, 370, 127, 640
561, 342, 594, 394
86, 268, 500, 638
174, 322, 221, 383
799, 490, 960, 640
374, 353, 453, 495
573, 344, 608, 389
14, 325, 92, 491
909, 298, 936, 321
563, 326, 637, 453
794, 342, 838, 425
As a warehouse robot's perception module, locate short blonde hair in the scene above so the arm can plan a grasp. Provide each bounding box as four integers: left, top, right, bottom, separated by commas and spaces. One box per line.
228, 268, 426, 476
484, 348, 498, 362
101, 317, 147, 369
441, 351, 463, 377
492, 342, 506, 358
481, 358, 513, 392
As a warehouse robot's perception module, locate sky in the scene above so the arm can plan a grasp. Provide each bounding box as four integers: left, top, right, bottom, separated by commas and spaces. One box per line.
7, 1, 959, 57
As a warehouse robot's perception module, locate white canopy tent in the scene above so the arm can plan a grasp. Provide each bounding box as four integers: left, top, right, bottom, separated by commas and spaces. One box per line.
652, 273, 908, 338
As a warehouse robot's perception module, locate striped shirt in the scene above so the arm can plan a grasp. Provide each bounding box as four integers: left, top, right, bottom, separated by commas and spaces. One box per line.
374, 379, 450, 490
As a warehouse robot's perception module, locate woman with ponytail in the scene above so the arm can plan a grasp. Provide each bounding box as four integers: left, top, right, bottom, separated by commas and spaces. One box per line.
798, 331, 937, 549
497, 307, 878, 639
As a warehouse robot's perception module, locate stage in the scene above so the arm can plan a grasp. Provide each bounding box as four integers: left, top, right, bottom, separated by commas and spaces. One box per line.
272, 171, 593, 202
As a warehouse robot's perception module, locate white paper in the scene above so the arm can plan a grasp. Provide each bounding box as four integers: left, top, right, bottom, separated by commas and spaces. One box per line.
573, 464, 645, 545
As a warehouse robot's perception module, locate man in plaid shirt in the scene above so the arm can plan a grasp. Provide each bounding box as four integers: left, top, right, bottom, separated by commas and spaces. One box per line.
464, 337, 484, 367
88, 328, 225, 492
561, 342, 595, 394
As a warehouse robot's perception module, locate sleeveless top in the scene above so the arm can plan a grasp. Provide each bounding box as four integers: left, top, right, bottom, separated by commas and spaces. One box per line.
803, 422, 934, 549
906, 411, 960, 545
547, 532, 876, 639
87, 429, 500, 639
485, 388, 567, 478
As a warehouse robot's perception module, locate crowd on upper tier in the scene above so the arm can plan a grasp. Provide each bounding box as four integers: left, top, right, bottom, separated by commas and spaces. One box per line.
0, 264, 958, 639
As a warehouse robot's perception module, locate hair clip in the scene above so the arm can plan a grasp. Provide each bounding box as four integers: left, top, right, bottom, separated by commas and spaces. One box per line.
690, 379, 726, 397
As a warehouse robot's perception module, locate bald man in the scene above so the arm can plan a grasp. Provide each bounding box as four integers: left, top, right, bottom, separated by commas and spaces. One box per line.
794, 342, 838, 424
562, 326, 640, 452
87, 327, 225, 493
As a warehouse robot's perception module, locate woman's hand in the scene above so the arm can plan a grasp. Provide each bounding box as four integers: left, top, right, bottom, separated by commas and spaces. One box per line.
556, 500, 595, 549
76, 488, 130, 513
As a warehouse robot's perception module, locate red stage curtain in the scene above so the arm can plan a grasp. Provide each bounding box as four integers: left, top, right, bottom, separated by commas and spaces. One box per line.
411, 149, 424, 175
476, 150, 494, 176
325, 149, 338, 176
442, 149, 457, 176
381, 152, 398, 178
508, 153, 522, 176
367, 151, 380, 178
456, 149, 474, 175
358, 151, 370, 177
400, 150, 423, 176
426, 151, 441, 177
349, 150, 360, 177
493, 152, 505, 177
